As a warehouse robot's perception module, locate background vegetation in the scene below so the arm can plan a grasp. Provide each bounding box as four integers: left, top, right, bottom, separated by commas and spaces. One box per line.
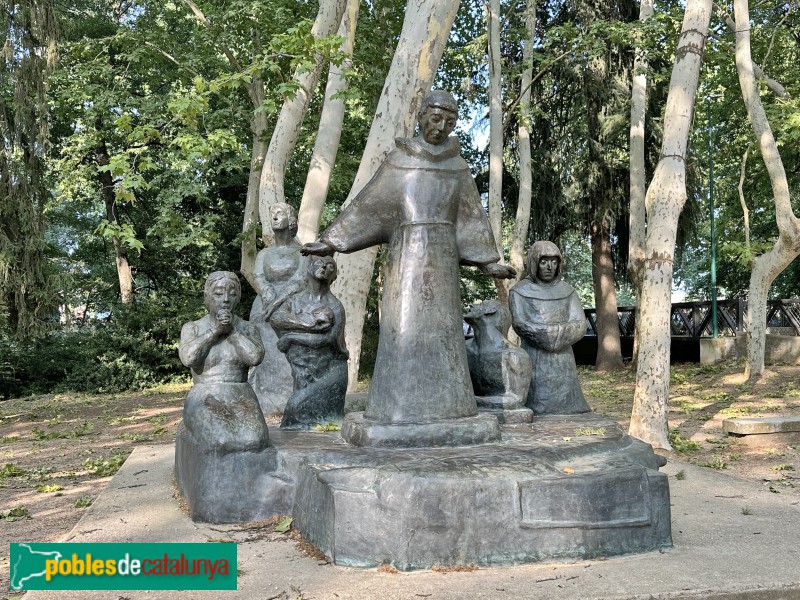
1, 0, 798, 399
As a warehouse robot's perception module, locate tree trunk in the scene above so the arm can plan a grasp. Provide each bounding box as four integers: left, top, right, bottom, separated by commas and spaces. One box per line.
329, 0, 462, 390
240, 106, 268, 288
487, 0, 508, 303
509, 0, 536, 282
96, 140, 135, 305
627, 0, 654, 367
629, 0, 712, 450
734, 0, 800, 379
258, 0, 348, 244
297, 0, 360, 244
591, 214, 624, 371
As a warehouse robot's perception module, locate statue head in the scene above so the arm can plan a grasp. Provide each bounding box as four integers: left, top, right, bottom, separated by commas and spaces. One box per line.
204, 271, 241, 315
526, 241, 562, 285
270, 202, 298, 237
418, 90, 458, 145
309, 255, 337, 285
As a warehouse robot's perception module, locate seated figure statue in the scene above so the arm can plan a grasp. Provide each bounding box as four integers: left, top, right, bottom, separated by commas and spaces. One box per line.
464, 300, 532, 423
270, 256, 348, 429
509, 241, 591, 415
178, 271, 269, 452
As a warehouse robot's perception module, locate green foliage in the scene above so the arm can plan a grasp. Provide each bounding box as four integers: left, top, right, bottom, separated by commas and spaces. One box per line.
84, 452, 128, 477
2, 506, 31, 521
574, 427, 606, 437
674, 470, 686, 481
668, 428, 701, 454
702, 456, 728, 470
74, 496, 93, 508
315, 423, 341, 432
0, 463, 28, 478
274, 516, 293, 533
36, 484, 63, 493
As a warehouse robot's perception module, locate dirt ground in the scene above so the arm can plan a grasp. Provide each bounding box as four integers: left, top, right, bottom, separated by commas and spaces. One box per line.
2, 361, 799, 594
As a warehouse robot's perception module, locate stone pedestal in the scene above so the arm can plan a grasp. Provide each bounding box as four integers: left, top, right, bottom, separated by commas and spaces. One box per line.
476, 394, 534, 424
340, 411, 501, 448
294, 414, 670, 569
174, 423, 292, 523
176, 414, 672, 569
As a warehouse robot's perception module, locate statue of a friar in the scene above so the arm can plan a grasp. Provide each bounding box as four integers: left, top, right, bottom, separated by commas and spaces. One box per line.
303, 90, 515, 446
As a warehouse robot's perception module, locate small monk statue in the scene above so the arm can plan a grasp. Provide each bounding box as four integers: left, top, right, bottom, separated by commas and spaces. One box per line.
178, 271, 269, 452
509, 242, 591, 415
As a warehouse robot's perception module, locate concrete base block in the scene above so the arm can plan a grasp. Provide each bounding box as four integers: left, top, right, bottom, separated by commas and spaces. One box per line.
174, 423, 292, 523
479, 406, 534, 424
701, 334, 800, 365
340, 411, 501, 448
700, 337, 745, 364
723, 416, 800, 447
176, 414, 672, 570
294, 414, 671, 570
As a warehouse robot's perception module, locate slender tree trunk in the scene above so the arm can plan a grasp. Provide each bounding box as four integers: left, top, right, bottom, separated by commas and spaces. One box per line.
258, 0, 348, 245
592, 214, 624, 370
96, 140, 134, 305
509, 0, 536, 282
629, 0, 712, 449
297, 0, 360, 244
734, 0, 800, 379
241, 106, 268, 288
627, 0, 654, 367
487, 0, 508, 303
329, 0, 462, 390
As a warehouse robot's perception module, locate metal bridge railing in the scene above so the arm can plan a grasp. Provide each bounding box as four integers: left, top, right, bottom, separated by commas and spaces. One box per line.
584, 298, 800, 339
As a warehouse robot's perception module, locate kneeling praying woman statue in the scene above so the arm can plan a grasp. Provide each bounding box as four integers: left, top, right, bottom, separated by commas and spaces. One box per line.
178, 271, 269, 452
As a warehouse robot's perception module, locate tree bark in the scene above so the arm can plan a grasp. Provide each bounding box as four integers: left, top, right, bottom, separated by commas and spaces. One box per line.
297, 0, 360, 244
627, 0, 654, 367
241, 103, 268, 288
734, 0, 800, 379
509, 0, 536, 283
96, 139, 135, 305
487, 0, 508, 303
329, 0, 462, 390
258, 0, 348, 245
591, 214, 624, 370
629, 0, 712, 449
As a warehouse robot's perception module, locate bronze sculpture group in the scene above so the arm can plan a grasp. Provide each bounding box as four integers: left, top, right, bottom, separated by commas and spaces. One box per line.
179, 90, 589, 435
174, 90, 672, 567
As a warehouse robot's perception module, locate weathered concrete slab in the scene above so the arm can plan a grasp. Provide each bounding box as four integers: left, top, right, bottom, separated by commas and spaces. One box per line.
701, 335, 800, 365
723, 416, 800, 447
723, 416, 800, 435
21, 444, 800, 600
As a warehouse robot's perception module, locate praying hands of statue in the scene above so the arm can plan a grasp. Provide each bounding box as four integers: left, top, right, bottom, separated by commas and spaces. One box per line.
480, 262, 517, 280
301, 241, 336, 256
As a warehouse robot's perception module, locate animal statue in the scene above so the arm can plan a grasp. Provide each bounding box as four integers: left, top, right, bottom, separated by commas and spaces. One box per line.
464, 300, 532, 421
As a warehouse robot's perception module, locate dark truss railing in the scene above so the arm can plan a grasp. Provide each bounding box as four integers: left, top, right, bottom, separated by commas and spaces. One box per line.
584, 298, 800, 339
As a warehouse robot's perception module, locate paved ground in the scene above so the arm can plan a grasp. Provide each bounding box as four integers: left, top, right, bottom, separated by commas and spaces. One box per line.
18, 444, 800, 600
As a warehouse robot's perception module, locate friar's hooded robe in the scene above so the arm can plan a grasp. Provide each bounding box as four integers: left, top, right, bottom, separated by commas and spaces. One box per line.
320, 135, 501, 423
508, 241, 591, 415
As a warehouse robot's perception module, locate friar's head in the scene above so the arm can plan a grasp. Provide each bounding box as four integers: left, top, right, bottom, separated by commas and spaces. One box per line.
418, 90, 458, 145
526, 241, 562, 285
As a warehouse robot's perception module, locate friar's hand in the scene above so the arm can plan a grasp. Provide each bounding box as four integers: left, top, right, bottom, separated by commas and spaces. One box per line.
481, 263, 517, 279
301, 241, 335, 256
